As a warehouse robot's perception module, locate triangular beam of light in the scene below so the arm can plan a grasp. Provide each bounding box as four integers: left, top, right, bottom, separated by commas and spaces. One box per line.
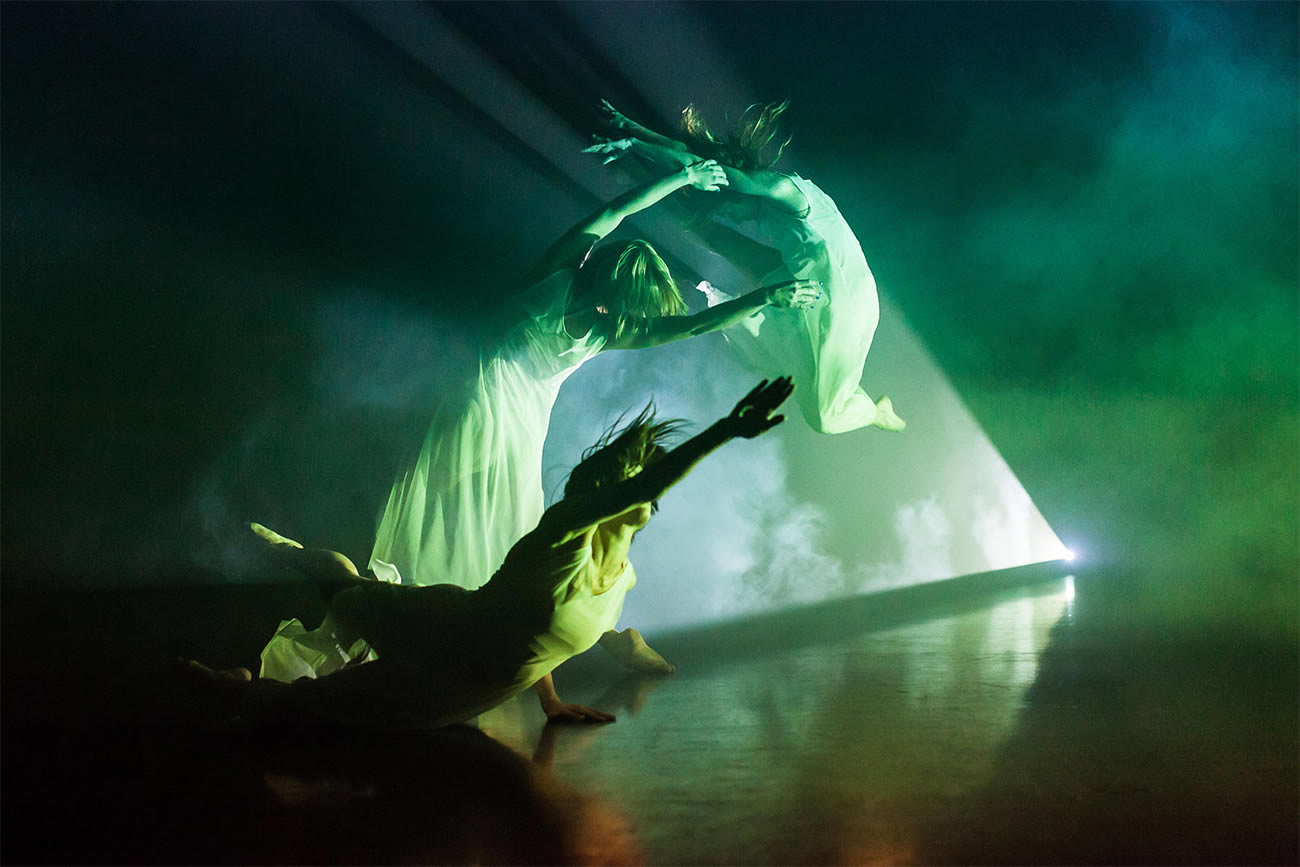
345, 2, 1069, 631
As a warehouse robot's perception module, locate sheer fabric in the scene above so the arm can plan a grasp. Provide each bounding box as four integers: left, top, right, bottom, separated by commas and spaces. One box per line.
369, 269, 607, 588
259, 270, 607, 682
708, 173, 883, 434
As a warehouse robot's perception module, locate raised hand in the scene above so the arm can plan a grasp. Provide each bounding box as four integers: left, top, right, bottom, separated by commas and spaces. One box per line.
600, 98, 634, 131
764, 279, 823, 309
725, 376, 795, 439
582, 135, 634, 165
682, 159, 729, 192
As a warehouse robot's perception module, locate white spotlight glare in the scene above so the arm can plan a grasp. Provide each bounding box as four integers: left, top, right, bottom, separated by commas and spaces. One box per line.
1061, 546, 1078, 563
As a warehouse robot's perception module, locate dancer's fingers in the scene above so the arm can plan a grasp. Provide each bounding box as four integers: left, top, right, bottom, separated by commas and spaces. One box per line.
551, 703, 617, 724
745, 379, 770, 404
757, 378, 794, 411
575, 707, 615, 723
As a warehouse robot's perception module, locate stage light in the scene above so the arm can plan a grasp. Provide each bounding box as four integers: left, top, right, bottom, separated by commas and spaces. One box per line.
1061, 547, 1078, 563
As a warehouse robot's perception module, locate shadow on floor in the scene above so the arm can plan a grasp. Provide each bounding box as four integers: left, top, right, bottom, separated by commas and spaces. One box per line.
3, 720, 642, 865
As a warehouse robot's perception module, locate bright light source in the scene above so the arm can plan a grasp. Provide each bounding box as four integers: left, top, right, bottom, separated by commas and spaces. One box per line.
1061, 547, 1077, 562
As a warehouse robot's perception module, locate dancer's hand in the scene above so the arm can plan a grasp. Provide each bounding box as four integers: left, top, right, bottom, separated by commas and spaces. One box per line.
583, 135, 634, 165
541, 699, 617, 725
725, 377, 795, 439
600, 98, 634, 131
682, 159, 729, 192
764, 279, 822, 309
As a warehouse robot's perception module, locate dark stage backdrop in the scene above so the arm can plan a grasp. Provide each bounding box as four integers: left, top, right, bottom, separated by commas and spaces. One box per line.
2, 2, 1295, 636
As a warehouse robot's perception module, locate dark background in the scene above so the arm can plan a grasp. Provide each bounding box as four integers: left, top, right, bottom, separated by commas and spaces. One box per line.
2, 2, 1296, 638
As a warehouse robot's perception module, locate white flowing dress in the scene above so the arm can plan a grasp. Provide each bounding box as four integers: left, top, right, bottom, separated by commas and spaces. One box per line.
368, 269, 606, 589
258, 269, 607, 681
704, 173, 882, 435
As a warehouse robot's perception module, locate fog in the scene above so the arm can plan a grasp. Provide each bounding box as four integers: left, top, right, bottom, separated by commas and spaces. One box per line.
2, 2, 1294, 638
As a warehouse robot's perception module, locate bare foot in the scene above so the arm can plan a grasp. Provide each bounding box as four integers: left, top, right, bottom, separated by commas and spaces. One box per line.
599, 628, 676, 674
872, 396, 907, 431
250, 522, 304, 548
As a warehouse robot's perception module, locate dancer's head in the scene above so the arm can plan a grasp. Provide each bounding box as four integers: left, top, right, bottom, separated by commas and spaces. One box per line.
680, 100, 791, 171
565, 403, 685, 512
572, 240, 686, 337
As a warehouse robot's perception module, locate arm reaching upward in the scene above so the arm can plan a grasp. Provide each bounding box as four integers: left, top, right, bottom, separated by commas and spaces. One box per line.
536, 378, 795, 544
600, 99, 691, 154
528, 160, 728, 283
591, 100, 809, 215
584, 135, 691, 169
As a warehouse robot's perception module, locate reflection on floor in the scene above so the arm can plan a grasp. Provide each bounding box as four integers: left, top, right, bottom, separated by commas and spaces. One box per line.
483, 576, 1071, 865
3, 566, 1296, 865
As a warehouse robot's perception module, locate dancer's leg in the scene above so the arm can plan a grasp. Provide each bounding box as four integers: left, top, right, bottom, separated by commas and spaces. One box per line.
598, 628, 675, 674
251, 522, 364, 584
871, 396, 907, 431
250, 522, 377, 651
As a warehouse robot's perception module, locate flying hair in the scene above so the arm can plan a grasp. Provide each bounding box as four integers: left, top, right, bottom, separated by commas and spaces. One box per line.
680, 100, 792, 171
564, 402, 688, 511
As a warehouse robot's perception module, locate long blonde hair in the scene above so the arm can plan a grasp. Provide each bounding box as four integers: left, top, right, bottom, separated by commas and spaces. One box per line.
680, 100, 792, 171
571, 240, 686, 339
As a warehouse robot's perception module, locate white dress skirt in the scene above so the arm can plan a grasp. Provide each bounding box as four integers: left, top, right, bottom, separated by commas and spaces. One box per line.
258, 269, 607, 681
704, 173, 883, 435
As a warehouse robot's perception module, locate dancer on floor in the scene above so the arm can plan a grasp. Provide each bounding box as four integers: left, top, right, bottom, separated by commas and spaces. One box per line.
193, 378, 795, 730
262, 161, 820, 681
586, 100, 905, 435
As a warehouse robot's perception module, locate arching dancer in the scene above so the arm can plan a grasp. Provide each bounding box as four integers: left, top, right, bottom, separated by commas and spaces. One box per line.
587, 100, 905, 435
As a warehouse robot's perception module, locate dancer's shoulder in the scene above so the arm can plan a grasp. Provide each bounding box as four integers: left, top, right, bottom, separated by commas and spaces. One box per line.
751, 171, 811, 218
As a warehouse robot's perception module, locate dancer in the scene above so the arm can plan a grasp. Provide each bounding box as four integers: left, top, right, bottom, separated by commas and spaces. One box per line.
262, 162, 820, 681
194, 378, 795, 731
586, 100, 905, 435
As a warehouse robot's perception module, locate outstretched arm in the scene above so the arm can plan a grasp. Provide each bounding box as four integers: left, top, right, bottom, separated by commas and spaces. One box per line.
536, 378, 795, 544
600, 99, 691, 154
589, 136, 809, 216
605, 279, 821, 351
591, 100, 809, 214
528, 160, 728, 284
